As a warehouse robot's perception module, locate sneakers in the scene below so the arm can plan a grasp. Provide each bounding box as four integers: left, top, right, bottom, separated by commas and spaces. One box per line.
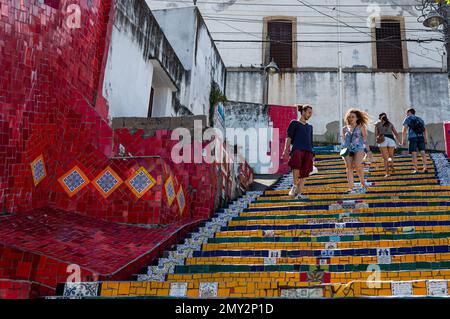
289, 185, 298, 197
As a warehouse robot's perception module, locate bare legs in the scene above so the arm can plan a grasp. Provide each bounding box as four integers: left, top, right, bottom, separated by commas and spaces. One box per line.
411, 151, 428, 172
344, 156, 355, 191
343, 151, 367, 191
380, 147, 390, 176
388, 147, 396, 174
380, 147, 396, 176
290, 169, 307, 197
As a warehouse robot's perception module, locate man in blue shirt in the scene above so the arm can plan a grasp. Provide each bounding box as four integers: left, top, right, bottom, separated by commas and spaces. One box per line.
401, 108, 428, 174
282, 104, 314, 199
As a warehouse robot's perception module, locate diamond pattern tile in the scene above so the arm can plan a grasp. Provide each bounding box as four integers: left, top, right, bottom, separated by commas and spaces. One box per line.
92, 167, 123, 198
165, 176, 176, 206
125, 167, 156, 198
58, 166, 90, 197
30, 154, 46, 186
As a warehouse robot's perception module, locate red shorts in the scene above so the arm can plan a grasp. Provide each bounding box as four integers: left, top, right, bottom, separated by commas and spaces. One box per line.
288, 150, 314, 178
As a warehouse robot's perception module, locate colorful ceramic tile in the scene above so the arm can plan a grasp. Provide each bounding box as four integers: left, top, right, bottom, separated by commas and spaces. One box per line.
177, 186, 186, 215
125, 167, 156, 199
280, 288, 323, 299
169, 282, 188, 297
92, 167, 123, 198
377, 248, 391, 265
199, 282, 218, 298
392, 282, 413, 296
30, 154, 47, 186
58, 166, 90, 197
427, 280, 448, 297
164, 176, 176, 207
63, 282, 99, 298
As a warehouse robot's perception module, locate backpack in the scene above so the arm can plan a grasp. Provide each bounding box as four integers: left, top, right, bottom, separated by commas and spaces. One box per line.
408, 117, 425, 135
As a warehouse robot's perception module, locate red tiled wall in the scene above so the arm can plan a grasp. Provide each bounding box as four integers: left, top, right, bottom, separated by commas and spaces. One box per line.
445, 122, 450, 158
0, 1, 195, 225
0, 280, 54, 299
0, 244, 95, 289
268, 105, 298, 174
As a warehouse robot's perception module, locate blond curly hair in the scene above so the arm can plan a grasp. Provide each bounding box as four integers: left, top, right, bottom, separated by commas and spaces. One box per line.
344, 108, 370, 127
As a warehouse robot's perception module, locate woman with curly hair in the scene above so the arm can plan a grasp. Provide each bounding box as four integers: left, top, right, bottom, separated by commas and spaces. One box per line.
341, 108, 372, 193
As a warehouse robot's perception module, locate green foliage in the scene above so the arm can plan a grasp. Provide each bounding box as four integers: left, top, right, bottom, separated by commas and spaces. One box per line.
209, 82, 227, 126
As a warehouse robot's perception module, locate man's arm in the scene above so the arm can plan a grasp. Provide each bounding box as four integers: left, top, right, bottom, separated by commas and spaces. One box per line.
423, 127, 428, 144
282, 137, 292, 159
401, 125, 407, 146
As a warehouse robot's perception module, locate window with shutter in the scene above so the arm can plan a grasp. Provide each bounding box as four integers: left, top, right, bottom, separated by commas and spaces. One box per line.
268, 21, 293, 69
375, 21, 404, 70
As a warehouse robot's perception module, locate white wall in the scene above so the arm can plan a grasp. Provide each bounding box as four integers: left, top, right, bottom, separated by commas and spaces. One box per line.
103, 25, 154, 119
152, 87, 173, 117
146, 0, 446, 69
149, 6, 226, 116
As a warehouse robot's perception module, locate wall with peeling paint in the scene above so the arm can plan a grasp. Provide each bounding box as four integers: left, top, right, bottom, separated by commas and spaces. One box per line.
146, 0, 449, 150
223, 102, 274, 174
226, 70, 449, 150
103, 0, 185, 120
152, 6, 226, 117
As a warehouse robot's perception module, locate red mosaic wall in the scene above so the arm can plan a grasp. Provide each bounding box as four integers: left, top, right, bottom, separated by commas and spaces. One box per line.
0, 280, 54, 299
268, 105, 299, 174
0, 0, 197, 225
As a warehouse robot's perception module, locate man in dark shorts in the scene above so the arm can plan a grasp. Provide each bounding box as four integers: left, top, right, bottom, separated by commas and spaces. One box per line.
401, 108, 428, 174
282, 104, 314, 199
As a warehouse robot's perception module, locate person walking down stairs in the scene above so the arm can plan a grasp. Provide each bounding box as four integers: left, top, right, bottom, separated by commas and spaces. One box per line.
340, 108, 373, 194
282, 104, 314, 200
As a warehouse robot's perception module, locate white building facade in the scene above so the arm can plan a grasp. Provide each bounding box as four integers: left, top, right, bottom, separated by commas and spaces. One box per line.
103, 0, 226, 122
147, 0, 450, 150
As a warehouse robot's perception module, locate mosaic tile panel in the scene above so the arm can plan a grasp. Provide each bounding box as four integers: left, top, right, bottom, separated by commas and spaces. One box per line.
30, 154, 47, 186
125, 167, 156, 199
58, 166, 90, 197
164, 176, 176, 206
177, 186, 186, 215
199, 282, 218, 298
92, 167, 123, 198
169, 282, 188, 297
63, 282, 99, 298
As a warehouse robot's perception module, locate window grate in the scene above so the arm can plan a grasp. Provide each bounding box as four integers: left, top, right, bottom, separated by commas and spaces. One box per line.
268, 21, 293, 69
375, 21, 404, 70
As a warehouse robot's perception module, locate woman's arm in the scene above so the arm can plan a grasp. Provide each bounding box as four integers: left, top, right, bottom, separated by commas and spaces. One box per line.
374, 125, 379, 146
362, 126, 371, 153
392, 125, 400, 142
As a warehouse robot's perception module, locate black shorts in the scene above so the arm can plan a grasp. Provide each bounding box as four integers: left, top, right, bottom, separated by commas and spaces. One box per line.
409, 137, 425, 153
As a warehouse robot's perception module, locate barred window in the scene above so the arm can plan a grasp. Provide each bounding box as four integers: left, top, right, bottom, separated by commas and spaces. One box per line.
375, 21, 404, 70
268, 21, 293, 69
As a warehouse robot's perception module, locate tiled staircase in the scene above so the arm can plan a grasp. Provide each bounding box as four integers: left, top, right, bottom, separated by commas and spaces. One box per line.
57, 152, 450, 298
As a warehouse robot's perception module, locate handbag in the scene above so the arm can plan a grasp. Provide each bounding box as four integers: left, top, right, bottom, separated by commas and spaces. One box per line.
340, 126, 356, 157
376, 134, 385, 144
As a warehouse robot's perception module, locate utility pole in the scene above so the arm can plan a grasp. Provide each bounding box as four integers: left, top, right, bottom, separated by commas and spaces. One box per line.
336, 0, 344, 144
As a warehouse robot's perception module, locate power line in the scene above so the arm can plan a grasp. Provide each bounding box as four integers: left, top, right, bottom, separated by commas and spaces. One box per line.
214, 38, 444, 43
148, 0, 422, 8
293, 0, 441, 63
